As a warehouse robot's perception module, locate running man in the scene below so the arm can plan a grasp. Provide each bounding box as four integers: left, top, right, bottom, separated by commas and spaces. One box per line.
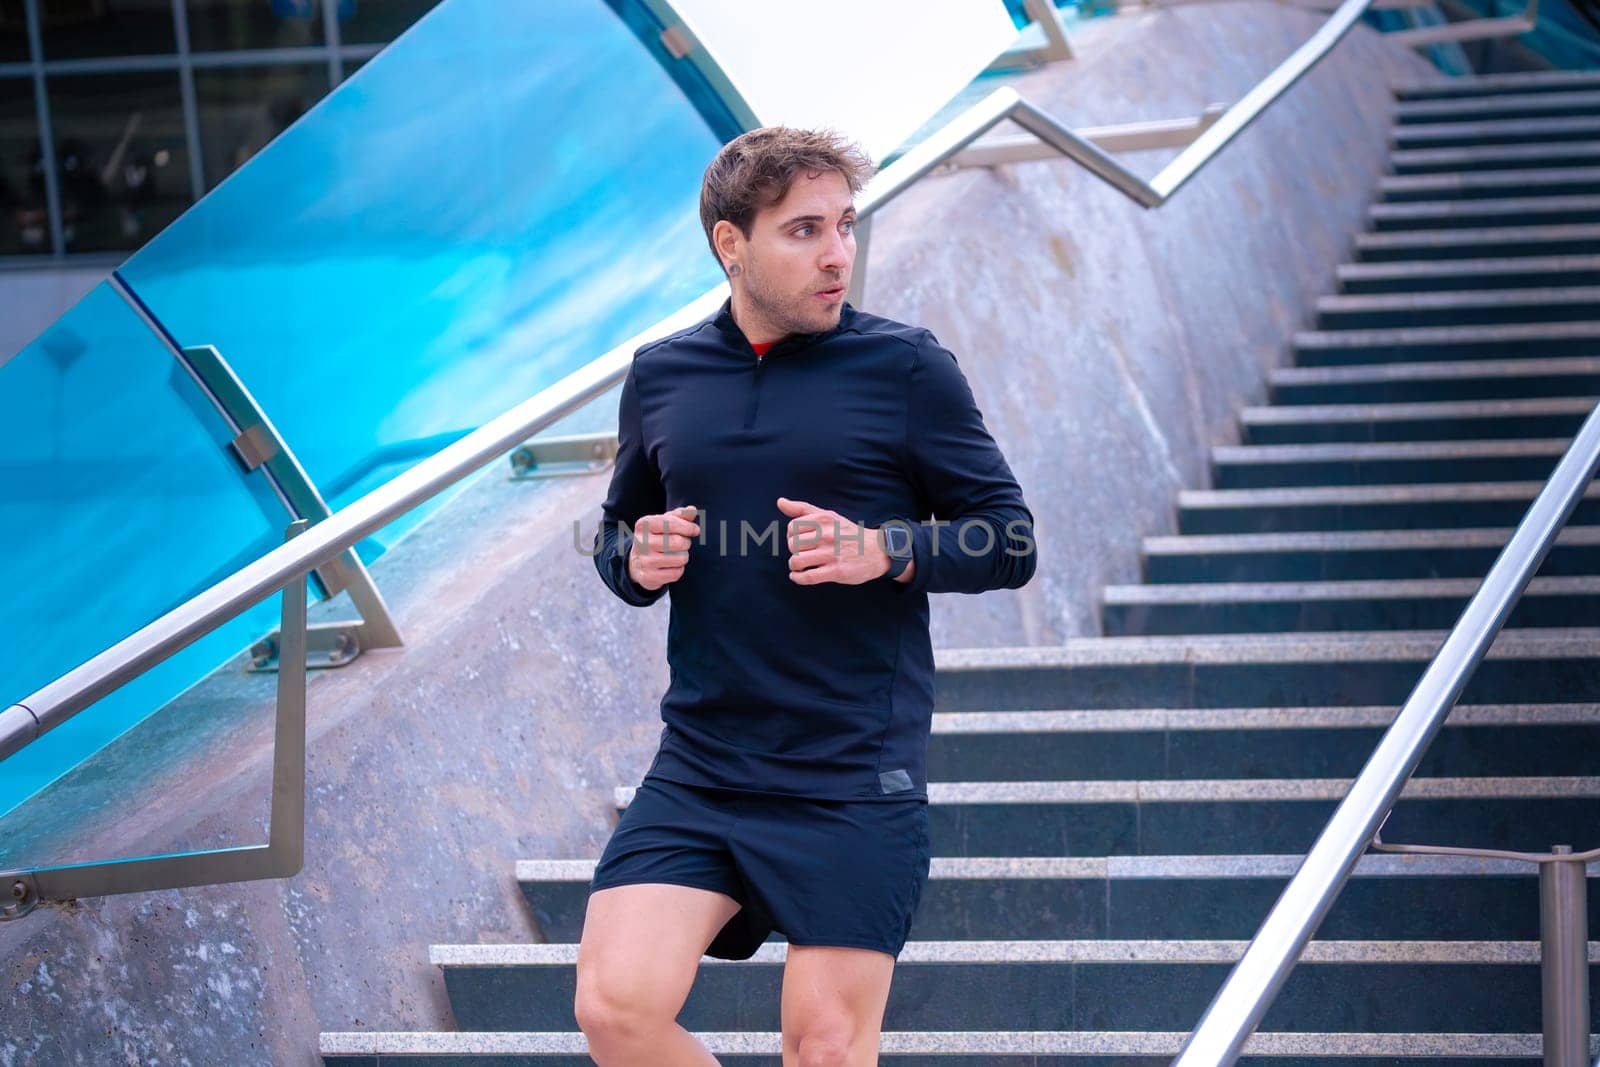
576, 125, 1038, 1067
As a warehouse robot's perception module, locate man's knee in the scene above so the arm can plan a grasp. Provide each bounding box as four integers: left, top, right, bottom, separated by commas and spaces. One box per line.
793, 1022, 865, 1067
574, 975, 668, 1047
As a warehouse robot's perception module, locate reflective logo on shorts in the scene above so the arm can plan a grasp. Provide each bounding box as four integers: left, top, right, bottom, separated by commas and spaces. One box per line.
878, 768, 914, 793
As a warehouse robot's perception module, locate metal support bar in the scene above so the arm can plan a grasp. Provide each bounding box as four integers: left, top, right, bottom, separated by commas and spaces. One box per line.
1370, 831, 1597, 1067
250, 621, 360, 671
507, 432, 620, 480
106, 271, 402, 665
1027, 0, 1075, 61
986, 0, 1076, 71
1389, 13, 1537, 44
0, 521, 310, 917
1387, 0, 1538, 44
180, 339, 391, 620
944, 105, 1228, 171
1541, 847, 1590, 1067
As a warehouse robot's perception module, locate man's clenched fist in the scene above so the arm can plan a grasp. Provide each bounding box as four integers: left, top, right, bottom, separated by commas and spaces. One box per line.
778, 496, 903, 586
627, 504, 701, 592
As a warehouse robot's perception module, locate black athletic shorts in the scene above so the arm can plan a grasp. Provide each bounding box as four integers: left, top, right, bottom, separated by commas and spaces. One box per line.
588, 774, 932, 960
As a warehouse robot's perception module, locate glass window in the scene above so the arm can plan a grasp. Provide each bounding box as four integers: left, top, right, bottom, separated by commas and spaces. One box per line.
338, 0, 443, 46
44, 70, 192, 252
0, 0, 31, 62
37, 0, 175, 61
0, 280, 288, 825
0, 76, 43, 254
184, 0, 325, 53
194, 64, 328, 191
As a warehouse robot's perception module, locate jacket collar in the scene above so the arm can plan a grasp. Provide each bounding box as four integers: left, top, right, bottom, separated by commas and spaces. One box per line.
712, 294, 855, 359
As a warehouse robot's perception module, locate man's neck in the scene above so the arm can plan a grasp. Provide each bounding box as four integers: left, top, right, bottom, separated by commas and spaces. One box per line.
729, 290, 787, 348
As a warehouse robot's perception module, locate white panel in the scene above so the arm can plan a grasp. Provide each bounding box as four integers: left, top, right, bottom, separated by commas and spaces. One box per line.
665, 0, 1021, 162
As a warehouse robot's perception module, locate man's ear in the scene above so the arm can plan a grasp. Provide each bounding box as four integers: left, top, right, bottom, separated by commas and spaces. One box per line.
712, 219, 740, 272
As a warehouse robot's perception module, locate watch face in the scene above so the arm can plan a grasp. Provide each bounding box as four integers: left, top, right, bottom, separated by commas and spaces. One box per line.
885, 526, 911, 557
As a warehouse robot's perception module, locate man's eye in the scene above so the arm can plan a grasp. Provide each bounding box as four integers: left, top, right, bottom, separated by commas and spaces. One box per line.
842, 219, 855, 233
795, 225, 813, 237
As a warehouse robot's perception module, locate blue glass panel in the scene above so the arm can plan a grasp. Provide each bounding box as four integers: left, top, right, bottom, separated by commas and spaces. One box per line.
2, 0, 723, 832
0, 281, 285, 818
118, 0, 723, 535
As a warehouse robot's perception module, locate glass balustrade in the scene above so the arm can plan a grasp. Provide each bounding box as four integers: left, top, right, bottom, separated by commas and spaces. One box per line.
1, 0, 722, 830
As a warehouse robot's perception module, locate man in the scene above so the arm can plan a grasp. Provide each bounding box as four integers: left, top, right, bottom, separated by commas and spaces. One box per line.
575, 126, 1037, 1067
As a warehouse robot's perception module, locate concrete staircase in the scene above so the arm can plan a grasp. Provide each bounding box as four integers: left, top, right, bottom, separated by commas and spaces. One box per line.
320, 69, 1600, 1066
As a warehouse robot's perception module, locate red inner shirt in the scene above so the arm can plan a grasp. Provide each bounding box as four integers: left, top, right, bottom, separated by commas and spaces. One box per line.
750, 339, 776, 357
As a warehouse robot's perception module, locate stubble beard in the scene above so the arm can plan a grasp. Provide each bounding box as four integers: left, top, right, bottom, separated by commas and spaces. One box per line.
745, 262, 842, 338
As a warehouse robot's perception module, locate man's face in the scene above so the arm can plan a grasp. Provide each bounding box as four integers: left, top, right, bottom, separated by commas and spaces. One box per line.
732, 167, 856, 337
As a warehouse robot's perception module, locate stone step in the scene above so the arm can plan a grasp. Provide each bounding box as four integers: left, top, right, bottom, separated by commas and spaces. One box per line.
427, 939, 1600, 1034
934, 630, 1600, 713
1389, 141, 1600, 176
932, 630, 1600, 710
1380, 167, 1600, 204
1393, 70, 1600, 101
319, 1027, 1600, 1065
927, 704, 1600, 781
1293, 322, 1600, 365
1369, 196, 1600, 231
609, 776, 1600, 858
1102, 574, 1600, 634
1355, 223, 1600, 261
1239, 396, 1597, 444
1141, 526, 1600, 581
1394, 90, 1600, 126
1211, 438, 1573, 488
1337, 256, 1600, 295
1391, 116, 1600, 151
1315, 289, 1600, 331
1269, 355, 1600, 404
1177, 479, 1600, 534
516, 847, 1600, 944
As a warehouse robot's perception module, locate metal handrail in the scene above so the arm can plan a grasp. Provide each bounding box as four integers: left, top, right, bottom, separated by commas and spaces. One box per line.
0, 0, 1388, 766
857, 0, 1374, 216
1171, 350, 1600, 1064
0, 282, 725, 762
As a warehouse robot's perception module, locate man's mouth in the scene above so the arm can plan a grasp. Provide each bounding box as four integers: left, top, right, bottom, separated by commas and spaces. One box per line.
814, 285, 845, 301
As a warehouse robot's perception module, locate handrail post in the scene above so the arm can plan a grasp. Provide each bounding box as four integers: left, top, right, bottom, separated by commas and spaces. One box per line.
0, 520, 312, 914
1540, 845, 1590, 1067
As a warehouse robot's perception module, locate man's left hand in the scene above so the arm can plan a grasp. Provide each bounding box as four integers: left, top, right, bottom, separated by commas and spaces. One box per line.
777, 496, 888, 586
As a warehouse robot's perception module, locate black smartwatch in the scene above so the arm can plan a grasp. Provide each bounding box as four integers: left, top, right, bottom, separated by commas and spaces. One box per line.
880, 523, 913, 581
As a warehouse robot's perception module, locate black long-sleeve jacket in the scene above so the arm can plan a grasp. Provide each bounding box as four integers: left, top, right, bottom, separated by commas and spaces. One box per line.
592, 296, 1036, 801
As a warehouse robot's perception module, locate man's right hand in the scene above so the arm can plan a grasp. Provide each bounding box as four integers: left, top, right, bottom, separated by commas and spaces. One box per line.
627, 505, 701, 592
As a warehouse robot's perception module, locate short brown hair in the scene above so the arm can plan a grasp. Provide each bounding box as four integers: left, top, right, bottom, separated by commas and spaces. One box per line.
699, 126, 875, 277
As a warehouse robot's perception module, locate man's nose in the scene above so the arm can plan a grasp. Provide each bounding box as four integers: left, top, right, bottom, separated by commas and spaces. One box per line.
819, 227, 851, 272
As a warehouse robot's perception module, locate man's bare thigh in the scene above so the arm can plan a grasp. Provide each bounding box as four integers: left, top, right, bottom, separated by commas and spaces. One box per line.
577, 882, 743, 1008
